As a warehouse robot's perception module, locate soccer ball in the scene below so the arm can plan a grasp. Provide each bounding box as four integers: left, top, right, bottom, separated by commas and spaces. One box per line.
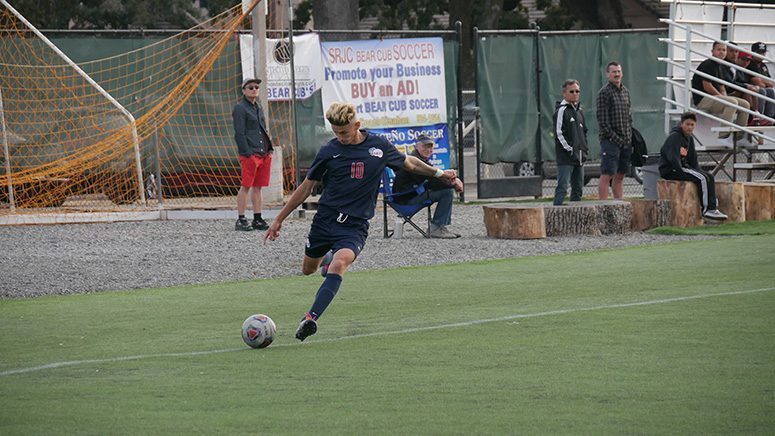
241, 314, 276, 349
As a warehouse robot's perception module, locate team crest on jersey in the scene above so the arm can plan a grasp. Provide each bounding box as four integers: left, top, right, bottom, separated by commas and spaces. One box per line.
368, 147, 383, 158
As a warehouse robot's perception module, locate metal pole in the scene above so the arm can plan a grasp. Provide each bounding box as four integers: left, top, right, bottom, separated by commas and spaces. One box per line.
251, 0, 268, 112
533, 23, 542, 184
0, 86, 15, 210
455, 21, 465, 203
288, 0, 301, 190
0, 0, 145, 203
154, 122, 163, 207
473, 27, 481, 200
684, 27, 692, 110
665, 0, 677, 134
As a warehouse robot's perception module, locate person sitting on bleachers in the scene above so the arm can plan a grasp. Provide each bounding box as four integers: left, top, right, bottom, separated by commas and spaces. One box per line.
692, 42, 750, 139
659, 112, 728, 220
747, 42, 775, 125
731, 52, 770, 125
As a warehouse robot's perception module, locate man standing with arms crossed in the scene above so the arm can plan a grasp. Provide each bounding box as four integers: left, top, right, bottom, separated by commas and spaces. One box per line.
596, 61, 631, 200
233, 78, 273, 231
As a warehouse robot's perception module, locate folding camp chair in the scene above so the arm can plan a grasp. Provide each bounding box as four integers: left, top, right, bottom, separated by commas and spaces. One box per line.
381, 167, 433, 238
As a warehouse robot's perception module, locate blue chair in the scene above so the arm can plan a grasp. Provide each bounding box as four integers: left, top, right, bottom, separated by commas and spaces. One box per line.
381, 167, 432, 238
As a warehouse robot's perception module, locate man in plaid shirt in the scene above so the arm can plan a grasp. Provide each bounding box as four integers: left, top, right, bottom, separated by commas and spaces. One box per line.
596, 61, 632, 200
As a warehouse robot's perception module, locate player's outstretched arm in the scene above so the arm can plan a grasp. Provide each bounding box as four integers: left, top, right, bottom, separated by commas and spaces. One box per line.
264, 178, 318, 243
402, 155, 457, 181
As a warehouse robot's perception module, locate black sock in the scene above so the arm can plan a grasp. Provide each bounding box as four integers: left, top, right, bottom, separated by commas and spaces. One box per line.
238, 215, 245, 220
308, 274, 343, 320
253, 213, 262, 221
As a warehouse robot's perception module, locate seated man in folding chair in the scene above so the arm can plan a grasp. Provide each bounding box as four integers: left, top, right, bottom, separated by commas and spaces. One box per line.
392, 134, 464, 239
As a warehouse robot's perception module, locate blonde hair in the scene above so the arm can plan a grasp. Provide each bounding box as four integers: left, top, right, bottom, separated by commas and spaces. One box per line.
326, 102, 357, 126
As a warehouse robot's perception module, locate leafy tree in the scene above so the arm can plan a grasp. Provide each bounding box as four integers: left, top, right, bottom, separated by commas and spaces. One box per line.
4, 0, 80, 29
8, 0, 205, 29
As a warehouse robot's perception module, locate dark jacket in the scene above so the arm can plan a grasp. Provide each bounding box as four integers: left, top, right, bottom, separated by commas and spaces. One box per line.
232, 97, 273, 157
659, 126, 699, 177
392, 150, 452, 204
553, 99, 588, 166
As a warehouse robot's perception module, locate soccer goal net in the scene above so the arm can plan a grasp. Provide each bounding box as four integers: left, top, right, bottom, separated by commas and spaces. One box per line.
0, 0, 295, 212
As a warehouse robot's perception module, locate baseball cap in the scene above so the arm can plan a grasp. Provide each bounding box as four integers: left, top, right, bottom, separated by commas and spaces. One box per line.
738, 52, 753, 60
242, 78, 261, 88
752, 42, 767, 54
415, 134, 435, 146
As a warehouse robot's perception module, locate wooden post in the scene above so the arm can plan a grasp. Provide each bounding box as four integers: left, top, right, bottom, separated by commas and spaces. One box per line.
714, 181, 746, 222
657, 179, 703, 227
742, 182, 775, 221
482, 205, 546, 239
627, 199, 671, 231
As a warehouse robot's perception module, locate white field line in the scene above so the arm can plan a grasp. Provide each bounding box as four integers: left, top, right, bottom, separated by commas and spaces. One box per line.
2, 286, 773, 377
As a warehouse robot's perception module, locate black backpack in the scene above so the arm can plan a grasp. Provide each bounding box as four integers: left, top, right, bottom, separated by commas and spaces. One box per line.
630, 127, 648, 167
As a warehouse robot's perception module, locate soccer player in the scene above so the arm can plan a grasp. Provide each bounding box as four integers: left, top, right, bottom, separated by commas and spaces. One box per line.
264, 102, 457, 341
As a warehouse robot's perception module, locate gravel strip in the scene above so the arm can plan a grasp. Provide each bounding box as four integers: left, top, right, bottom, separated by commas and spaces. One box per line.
0, 204, 712, 299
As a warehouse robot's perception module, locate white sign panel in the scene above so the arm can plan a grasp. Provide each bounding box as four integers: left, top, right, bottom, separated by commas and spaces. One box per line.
239, 33, 324, 101
320, 38, 447, 129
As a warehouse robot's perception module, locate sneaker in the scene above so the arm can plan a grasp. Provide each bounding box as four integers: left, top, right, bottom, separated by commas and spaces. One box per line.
295, 315, 318, 342
319, 250, 333, 277
235, 218, 253, 231
429, 225, 460, 239
703, 209, 728, 220
251, 217, 269, 231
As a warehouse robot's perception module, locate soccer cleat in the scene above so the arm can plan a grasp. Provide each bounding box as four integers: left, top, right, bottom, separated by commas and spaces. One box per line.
235, 218, 253, 231
251, 217, 269, 231
319, 250, 333, 277
703, 209, 728, 220
295, 315, 318, 342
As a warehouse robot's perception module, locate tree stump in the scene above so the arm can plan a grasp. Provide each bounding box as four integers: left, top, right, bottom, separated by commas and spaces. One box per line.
482, 204, 546, 239
714, 181, 746, 222
742, 182, 775, 221
543, 201, 632, 236
657, 179, 703, 227
483, 201, 632, 239
627, 199, 671, 231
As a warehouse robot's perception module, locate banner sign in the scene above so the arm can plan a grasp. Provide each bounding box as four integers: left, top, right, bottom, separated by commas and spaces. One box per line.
320, 37, 450, 168
370, 123, 449, 169
320, 38, 447, 129
239, 33, 324, 101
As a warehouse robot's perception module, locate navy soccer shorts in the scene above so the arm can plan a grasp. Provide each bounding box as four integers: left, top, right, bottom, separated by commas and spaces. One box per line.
305, 207, 369, 259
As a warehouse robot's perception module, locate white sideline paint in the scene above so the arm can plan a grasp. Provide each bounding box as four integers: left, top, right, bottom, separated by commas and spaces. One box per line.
2, 286, 774, 377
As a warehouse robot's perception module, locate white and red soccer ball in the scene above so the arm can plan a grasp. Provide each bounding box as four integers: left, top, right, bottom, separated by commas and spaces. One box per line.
241, 314, 276, 349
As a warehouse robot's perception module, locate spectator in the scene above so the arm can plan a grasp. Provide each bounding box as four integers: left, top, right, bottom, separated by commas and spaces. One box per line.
232, 78, 273, 231
596, 61, 631, 200
722, 41, 739, 83
264, 102, 457, 341
747, 42, 775, 124
691, 42, 750, 138
734, 52, 774, 125
659, 112, 727, 220
392, 134, 463, 238
552, 79, 588, 206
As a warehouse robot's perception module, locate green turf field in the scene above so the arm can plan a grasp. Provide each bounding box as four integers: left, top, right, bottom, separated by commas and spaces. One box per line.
1, 223, 774, 434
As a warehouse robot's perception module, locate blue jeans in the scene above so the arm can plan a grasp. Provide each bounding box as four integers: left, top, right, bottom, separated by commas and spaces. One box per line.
553, 164, 584, 205
406, 188, 454, 226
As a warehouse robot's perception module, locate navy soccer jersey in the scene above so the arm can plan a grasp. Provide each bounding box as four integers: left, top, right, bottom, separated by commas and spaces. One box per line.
307, 130, 405, 219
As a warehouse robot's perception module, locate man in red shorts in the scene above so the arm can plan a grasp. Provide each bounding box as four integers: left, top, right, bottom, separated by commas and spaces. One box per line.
233, 78, 274, 231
